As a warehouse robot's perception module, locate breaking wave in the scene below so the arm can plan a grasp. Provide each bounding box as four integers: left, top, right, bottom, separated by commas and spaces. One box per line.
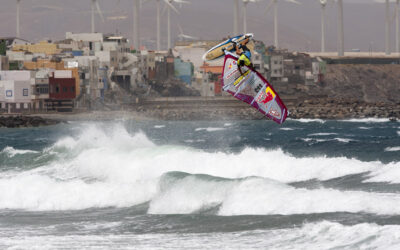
0, 124, 399, 213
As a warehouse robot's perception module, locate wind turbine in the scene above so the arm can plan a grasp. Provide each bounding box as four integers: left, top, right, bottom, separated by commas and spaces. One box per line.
164, 0, 189, 49
243, 0, 260, 34
156, 0, 161, 50
337, 0, 344, 56
375, 0, 398, 55
234, 0, 240, 35
396, 0, 399, 53
386, 0, 390, 55
265, 0, 301, 49
177, 23, 197, 40
90, 0, 105, 33
16, 0, 21, 38
133, 0, 140, 50
318, 0, 327, 53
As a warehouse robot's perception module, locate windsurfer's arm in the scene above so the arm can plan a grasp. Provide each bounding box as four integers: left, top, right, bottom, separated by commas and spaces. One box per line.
238, 65, 243, 75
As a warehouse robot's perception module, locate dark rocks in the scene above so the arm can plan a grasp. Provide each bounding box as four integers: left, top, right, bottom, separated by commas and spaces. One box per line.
129, 96, 400, 121
287, 98, 400, 120
0, 116, 60, 128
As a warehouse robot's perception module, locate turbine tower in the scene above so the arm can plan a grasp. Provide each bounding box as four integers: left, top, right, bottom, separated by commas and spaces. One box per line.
16, 0, 21, 38
265, 0, 302, 49
164, 0, 189, 49
156, 0, 161, 50
337, 0, 344, 56
375, 0, 398, 54
133, 0, 140, 50
385, 0, 390, 55
234, 0, 240, 35
90, 0, 104, 33
319, 0, 327, 53
243, 0, 260, 34
396, 0, 399, 53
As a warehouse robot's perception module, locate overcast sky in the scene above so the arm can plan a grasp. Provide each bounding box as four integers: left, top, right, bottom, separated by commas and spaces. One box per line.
0, 0, 397, 52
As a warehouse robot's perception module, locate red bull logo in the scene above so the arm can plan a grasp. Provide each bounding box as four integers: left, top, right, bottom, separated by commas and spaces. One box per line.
262, 87, 276, 104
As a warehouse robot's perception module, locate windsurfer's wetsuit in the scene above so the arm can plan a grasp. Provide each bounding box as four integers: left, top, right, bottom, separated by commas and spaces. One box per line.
233, 40, 253, 75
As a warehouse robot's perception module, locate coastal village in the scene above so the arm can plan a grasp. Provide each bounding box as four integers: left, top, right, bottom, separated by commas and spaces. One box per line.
0, 32, 400, 122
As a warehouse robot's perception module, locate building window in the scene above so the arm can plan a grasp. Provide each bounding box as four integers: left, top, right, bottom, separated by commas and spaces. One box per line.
6, 90, 12, 97
16, 103, 20, 109
55, 85, 60, 93
23, 88, 28, 96
71, 87, 75, 93
24, 103, 28, 109
63, 87, 68, 92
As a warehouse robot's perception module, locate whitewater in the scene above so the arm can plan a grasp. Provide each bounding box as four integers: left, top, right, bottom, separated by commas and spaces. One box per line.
0, 119, 399, 249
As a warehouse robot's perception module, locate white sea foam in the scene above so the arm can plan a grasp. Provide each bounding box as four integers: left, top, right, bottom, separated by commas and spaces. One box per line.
195, 127, 225, 132
154, 125, 165, 129
397, 131, 400, 136
308, 133, 338, 136
385, 147, 400, 152
224, 123, 233, 127
358, 126, 372, 130
333, 138, 353, 143
289, 118, 325, 124
1, 146, 38, 157
149, 174, 400, 216
342, 118, 391, 123
301, 137, 353, 143
0, 123, 397, 212
218, 177, 400, 216
366, 162, 400, 183
1, 221, 400, 249
280, 128, 295, 131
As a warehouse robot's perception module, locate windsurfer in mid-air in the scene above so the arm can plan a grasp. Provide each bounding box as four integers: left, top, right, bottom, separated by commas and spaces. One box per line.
233, 36, 254, 75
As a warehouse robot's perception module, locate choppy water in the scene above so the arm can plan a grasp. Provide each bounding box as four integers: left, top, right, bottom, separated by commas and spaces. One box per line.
0, 118, 400, 249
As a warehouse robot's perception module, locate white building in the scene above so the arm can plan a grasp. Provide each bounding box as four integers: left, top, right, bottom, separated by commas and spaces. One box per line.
270, 55, 284, 81
0, 70, 33, 113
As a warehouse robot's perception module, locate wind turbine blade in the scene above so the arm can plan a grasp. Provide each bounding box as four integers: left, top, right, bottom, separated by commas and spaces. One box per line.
265, 0, 274, 13
285, 0, 302, 4
163, 0, 179, 14
161, 1, 168, 15
177, 23, 183, 34
174, 0, 190, 4
95, 0, 105, 22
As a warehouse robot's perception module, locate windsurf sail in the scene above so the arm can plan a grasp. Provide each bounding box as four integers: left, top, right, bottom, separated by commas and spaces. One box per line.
222, 52, 288, 124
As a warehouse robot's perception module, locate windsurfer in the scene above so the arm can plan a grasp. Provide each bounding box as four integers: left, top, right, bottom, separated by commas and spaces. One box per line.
233, 36, 254, 75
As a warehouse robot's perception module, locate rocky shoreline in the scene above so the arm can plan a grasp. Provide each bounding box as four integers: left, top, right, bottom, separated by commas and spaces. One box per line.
0, 98, 399, 127
131, 98, 400, 121
0, 116, 60, 128
288, 98, 400, 120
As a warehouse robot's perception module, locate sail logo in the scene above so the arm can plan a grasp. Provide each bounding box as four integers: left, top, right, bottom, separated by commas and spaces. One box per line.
269, 108, 279, 117
262, 87, 276, 104
256, 86, 275, 104
233, 70, 250, 87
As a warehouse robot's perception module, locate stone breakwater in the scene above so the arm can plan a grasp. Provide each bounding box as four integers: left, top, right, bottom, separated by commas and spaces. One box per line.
0, 116, 60, 128
289, 98, 400, 120
132, 97, 400, 121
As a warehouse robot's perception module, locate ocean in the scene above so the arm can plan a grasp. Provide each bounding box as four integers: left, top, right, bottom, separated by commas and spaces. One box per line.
0, 118, 400, 249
